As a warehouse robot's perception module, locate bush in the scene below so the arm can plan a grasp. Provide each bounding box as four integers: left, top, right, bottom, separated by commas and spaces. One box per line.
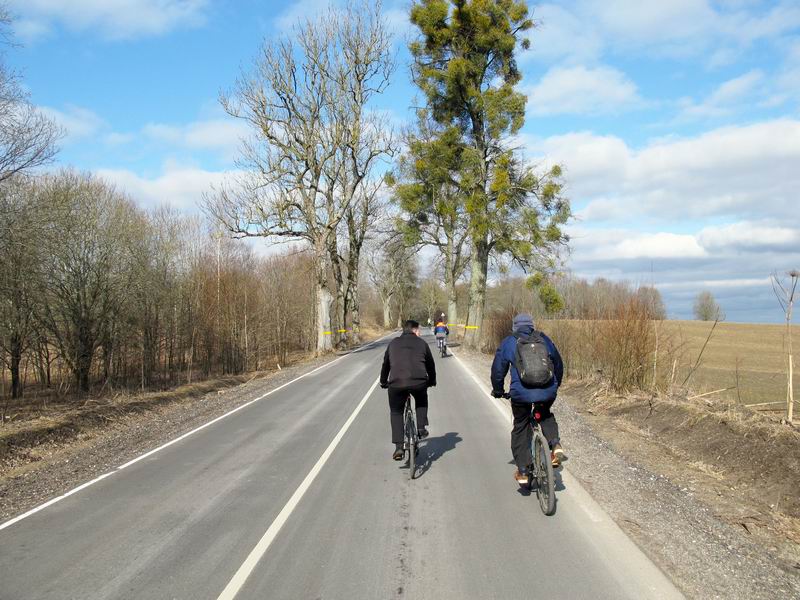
484, 298, 680, 393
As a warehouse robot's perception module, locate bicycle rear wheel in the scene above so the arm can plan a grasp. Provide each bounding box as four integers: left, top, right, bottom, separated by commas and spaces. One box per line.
533, 431, 556, 515
406, 410, 417, 480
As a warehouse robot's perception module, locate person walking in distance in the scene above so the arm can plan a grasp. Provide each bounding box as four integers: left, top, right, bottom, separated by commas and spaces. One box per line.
380, 320, 437, 460
490, 313, 565, 484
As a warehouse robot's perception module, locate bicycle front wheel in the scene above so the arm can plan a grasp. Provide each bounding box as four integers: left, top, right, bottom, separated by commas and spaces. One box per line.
533, 431, 556, 515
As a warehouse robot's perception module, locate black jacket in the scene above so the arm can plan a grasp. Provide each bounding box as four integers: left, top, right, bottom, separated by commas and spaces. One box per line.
380, 332, 436, 389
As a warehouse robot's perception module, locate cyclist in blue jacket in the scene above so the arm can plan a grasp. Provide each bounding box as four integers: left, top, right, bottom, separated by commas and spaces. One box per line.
490, 313, 565, 485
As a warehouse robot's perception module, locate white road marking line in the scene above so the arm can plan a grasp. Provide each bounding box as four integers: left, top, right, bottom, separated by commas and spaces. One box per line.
216, 377, 381, 600
0, 335, 392, 532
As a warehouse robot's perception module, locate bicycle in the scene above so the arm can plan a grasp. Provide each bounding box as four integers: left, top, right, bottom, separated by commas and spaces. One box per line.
503, 393, 556, 515
436, 336, 447, 358
403, 395, 419, 480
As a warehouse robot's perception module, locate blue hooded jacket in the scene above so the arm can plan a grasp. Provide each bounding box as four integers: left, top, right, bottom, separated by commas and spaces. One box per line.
490, 324, 564, 404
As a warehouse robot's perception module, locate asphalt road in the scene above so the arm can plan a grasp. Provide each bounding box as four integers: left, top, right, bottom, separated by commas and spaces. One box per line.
0, 334, 684, 600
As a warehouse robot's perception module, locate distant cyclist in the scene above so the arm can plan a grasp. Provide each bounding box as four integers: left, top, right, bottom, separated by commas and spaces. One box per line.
380, 320, 437, 460
434, 319, 449, 354
490, 313, 565, 485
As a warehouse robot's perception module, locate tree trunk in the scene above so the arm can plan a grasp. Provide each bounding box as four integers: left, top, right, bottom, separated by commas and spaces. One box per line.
316, 282, 333, 353
349, 279, 361, 345
10, 339, 22, 399
326, 237, 346, 349
76, 325, 94, 394
315, 246, 333, 353
464, 239, 489, 349
382, 293, 393, 329
444, 258, 458, 325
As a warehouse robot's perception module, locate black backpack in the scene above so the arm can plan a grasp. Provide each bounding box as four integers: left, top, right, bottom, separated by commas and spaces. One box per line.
514, 331, 554, 388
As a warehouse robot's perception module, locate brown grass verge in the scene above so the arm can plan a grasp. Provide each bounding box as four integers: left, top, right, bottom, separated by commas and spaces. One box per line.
0, 373, 259, 465
569, 382, 800, 561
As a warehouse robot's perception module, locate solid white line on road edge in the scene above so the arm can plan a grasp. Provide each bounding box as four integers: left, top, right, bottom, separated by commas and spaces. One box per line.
216, 377, 381, 600
0, 335, 393, 533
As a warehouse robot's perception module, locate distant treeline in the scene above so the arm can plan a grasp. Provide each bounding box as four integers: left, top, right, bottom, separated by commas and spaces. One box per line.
0, 172, 318, 400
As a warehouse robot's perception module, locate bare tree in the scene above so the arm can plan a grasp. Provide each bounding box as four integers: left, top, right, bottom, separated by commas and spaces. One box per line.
341, 181, 387, 344
693, 290, 723, 321
207, 0, 393, 353
37, 171, 138, 394
0, 9, 60, 182
0, 177, 40, 398
367, 236, 416, 328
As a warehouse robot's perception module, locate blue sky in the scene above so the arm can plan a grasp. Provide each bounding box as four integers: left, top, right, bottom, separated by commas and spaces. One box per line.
5, 0, 800, 322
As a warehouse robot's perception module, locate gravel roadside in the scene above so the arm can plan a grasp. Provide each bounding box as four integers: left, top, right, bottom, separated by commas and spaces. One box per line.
455, 347, 800, 600
0, 352, 345, 525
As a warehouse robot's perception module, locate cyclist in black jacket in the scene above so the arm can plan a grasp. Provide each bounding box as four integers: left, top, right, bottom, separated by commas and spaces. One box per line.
380, 320, 437, 460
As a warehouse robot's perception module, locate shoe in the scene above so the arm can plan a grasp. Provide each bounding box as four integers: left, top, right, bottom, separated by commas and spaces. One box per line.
418, 428, 429, 439
551, 443, 565, 467
393, 445, 404, 461
514, 469, 529, 485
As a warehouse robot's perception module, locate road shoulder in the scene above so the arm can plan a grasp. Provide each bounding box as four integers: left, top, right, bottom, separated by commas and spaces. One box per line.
454, 347, 799, 600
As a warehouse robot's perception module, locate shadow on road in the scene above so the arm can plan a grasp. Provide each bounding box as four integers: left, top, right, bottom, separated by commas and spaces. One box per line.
412, 431, 463, 478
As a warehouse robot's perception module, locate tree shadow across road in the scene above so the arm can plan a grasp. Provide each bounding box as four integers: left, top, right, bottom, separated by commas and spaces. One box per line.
413, 431, 463, 478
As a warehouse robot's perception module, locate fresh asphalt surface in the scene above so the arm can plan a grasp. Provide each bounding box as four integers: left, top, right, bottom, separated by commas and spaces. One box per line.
0, 334, 684, 600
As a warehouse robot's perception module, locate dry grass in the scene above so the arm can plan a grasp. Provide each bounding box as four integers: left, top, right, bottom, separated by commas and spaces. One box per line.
531, 318, 798, 413
665, 321, 800, 409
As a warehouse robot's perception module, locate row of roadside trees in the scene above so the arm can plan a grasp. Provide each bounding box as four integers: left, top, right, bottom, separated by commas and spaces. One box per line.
1, 0, 573, 402
208, 0, 571, 353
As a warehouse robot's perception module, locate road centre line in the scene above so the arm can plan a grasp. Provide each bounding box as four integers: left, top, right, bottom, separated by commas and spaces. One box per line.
0, 335, 392, 533
216, 377, 381, 600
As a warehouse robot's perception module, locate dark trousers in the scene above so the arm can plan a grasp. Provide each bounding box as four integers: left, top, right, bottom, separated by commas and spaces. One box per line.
388, 386, 429, 445
511, 400, 560, 470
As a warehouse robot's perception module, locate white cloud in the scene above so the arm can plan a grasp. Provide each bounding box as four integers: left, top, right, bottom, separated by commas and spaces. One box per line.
522, 4, 603, 64
97, 164, 237, 210
9, 0, 208, 40
590, 0, 716, 48
565, 218, 800, 321
39, 104, 248, 159
529, 119, 800, 222
697, 222, 800, 251
678, 70, 764, 119
518, 1, 800, 66
526, 65, 642, 116
40, 105, 105, 141
572, 228, 707, 261
142, 118, 248, 158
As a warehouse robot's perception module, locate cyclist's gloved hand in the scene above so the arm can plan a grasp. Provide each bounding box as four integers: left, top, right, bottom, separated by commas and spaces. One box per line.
491, 389, 505, 398
380, 381, 389, 389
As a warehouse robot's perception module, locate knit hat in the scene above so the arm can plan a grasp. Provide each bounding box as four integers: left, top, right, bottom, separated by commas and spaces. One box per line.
512, 313, 534, 332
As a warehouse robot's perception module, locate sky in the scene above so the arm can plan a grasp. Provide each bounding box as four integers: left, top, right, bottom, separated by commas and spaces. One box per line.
4, 0, 800, 323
